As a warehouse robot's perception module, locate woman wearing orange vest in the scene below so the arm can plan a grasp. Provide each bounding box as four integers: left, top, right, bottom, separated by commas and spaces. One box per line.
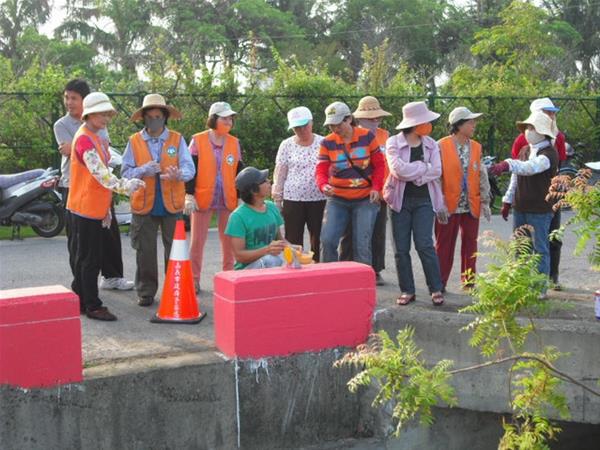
67, 92, 145, 321
184, 102, 243, 293
435, 107, 491, 292
340, 96, 392, 285
121, 94, 195, 307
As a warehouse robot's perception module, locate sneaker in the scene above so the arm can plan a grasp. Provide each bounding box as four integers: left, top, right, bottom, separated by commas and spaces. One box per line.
375, 273, 385, 286
86, 306, 117, 321
137, 296, 154, 307
100, 277, 134, 291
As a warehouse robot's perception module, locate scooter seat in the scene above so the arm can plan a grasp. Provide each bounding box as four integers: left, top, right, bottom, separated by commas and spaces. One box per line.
0, 169, 45, 189
585, 161, 600, 171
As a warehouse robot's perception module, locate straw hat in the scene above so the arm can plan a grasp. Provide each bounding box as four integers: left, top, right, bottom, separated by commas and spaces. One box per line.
353, 96, 392, 119
130, 94, 182, 121
516, 111, 557, 139
82, 92, 117, 119
395, 101, 440, 130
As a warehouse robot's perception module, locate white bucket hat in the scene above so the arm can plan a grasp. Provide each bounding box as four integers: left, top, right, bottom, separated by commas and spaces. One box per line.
323, 101, 352, 126
530, 97, 560, 113
516, 111, 557, 139
209, 101, 237, 117
448, 106, 482, 125
82, 92, 117, 119
395, 101, 440, 130
287, 106, 312, 129
130, 93, 182, 121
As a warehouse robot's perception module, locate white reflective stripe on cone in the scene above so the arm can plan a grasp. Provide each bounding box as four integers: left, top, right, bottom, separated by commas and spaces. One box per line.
169, 239, 190, 261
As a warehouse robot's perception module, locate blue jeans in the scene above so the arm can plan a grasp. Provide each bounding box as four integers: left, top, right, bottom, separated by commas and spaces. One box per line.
390, 196, 443, 294
513, 211, 553, 277
245, 254, 284, 270
321, 196, 379, 265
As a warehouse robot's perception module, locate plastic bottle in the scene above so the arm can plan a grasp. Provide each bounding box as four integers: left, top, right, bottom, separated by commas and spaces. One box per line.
595, 290, 600, 320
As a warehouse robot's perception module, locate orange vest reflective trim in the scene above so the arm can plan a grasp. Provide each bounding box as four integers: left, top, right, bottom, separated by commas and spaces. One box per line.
129, 130, 185, 215
439, 136, 482, 218
375, 128, 390, 193
193, 130, 239, 211
66, 125, 112, 220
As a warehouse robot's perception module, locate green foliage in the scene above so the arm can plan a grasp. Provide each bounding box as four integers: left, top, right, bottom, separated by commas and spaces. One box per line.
334, 327, 457, 435
460, 232, 548, 356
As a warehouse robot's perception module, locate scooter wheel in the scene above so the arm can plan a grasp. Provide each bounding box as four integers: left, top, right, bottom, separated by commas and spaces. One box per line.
31, 204, 65, 238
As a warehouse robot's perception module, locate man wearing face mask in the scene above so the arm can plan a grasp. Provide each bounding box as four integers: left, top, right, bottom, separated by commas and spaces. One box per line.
121, 94, 195, 307
489, 111, 559, 293
185, 102, 244, 294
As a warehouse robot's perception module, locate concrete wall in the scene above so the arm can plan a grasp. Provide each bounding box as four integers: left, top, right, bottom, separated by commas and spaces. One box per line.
2, 308, 600, 449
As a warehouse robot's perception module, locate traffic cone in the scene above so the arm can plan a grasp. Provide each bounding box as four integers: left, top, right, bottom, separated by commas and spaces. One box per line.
151, 219, 207, 324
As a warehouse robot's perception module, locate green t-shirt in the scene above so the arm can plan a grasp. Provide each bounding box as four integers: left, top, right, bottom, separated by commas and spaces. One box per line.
225, 200, 284, 269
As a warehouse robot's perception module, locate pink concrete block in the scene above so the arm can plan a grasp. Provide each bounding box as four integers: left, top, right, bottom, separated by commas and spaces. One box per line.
214, 262, 376, 358
0, 285, 82, 388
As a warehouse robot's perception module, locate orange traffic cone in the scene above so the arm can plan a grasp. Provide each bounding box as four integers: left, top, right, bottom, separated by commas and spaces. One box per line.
151, 219, 206, 324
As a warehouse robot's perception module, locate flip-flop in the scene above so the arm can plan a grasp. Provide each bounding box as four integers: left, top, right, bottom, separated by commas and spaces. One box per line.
396, 293, 416, 305
431, 292, 445, 306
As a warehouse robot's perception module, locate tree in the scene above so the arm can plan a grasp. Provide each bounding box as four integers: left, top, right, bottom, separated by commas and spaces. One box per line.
56, 0, 158, 74
0, 0, 50, 63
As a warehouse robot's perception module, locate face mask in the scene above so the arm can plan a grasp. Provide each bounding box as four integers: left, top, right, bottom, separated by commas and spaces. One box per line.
215, 122, 232, 135
415, 123, 432, 136
525, 129, 545, 145
358, 118, 378, 132
144, 117, 165, 133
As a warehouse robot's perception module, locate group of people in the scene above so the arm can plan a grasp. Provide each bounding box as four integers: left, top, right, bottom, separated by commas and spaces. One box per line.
54, 77, 564, 321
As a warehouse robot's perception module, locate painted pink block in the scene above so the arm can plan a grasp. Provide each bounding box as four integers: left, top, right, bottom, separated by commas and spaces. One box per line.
0, 285, 82, 388
214, 262, 376, 358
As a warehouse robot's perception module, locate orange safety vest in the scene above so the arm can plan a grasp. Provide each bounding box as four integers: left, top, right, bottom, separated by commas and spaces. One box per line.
67, 125, 113, 220
375, 128, 390, 192
192, 130, 239, 211
438, 136, 482, 218
129, 130, 185, 215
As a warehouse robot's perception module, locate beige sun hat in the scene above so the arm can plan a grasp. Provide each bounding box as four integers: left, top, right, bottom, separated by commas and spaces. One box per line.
395, 101, 440, 130
130, 93, 182, 122
82, 92, 117, 119
516, 111, 557, 139
448, 106, 483, 125
353, 96, 392, 119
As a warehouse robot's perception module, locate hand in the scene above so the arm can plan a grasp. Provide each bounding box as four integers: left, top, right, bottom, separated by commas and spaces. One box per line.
482, 204, 492, 222
436, 207, 449, 225
274, 199, 283, 209
183, 194, 198, 215
140, 160, 161, 177
59, 142, 71, 157
489, 160, 510, 177
369, 190, 380, 203
266, 240, 286, 256
101, 211, 112, 229
501, 202, 511, 221
160, 165, 183, 181
322, 184, 334, 196
124, 178, 145, 195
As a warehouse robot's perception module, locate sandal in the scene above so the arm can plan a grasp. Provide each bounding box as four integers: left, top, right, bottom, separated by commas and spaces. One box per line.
431, 292, 444, 306
396, 293, 416, 306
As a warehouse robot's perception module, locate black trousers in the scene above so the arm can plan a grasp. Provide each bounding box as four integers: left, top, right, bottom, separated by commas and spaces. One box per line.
549, 209, 562, 283
340, 201, 387, 273
281, 200, 326, 263
61, 187, 123, 279
71, 214, 105, 312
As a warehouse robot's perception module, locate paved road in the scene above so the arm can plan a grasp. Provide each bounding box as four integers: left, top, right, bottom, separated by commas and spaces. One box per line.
1, 212, 597, 366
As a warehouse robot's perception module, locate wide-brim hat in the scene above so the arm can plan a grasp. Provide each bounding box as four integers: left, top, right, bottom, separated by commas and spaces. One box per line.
130, 93, 182, 122
82, 92, 117, 119
353, 96, 392, 119
516, 111, 557, 138
448, 106, 483, 125
395, 101, 440, 130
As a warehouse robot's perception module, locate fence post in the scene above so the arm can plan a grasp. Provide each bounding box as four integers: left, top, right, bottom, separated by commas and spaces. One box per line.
427, 92, 435, 112
596, 97, 600, 159
487, 96, 496, 156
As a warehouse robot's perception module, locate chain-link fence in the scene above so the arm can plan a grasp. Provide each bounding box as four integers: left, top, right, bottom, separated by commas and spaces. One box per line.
1, 92, 599, 173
